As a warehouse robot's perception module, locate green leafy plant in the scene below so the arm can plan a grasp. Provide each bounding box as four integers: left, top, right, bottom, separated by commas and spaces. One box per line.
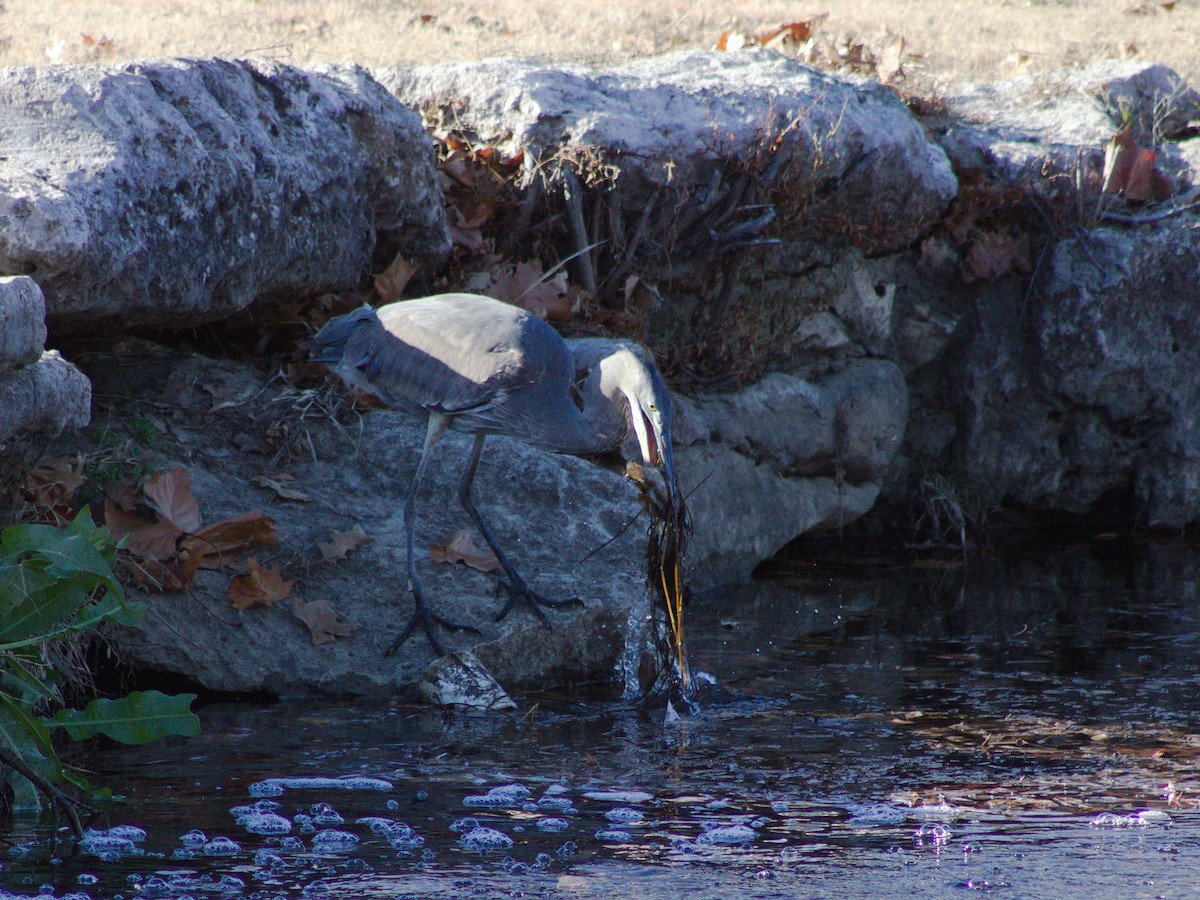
0, 507, 200, 836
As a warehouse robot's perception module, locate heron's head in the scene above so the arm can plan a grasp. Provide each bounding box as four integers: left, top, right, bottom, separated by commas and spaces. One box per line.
596, 345, 684, 526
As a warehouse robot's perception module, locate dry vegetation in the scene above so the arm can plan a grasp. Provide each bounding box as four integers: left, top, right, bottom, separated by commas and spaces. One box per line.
0, 0, 1198, 89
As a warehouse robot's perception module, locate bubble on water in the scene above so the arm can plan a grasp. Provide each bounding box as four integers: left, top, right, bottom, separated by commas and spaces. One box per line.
248, 776, 392, 797
381, 823, 424, 850
172, 849, 196, 860
58, 894, 93, 900
356, 816, 394, 832
534, 852, 554, 869
311, 830, 360, 851
462, 783, 531, 808
521, 802, 539, 813
201, 836, 242, 856
914, 824, 952, 846
697, 824, 757, 845
310, 802, 344, 825
594, 829, 632, 842
557, 841, 578, 858
230, 800, 282, 818
1090, 810, 1169, 829
136, 878, 170, 897
672, 838, 698, 854
219, 875, 246, 891
238, 812, 293, 835
457, 826, 513, 851
106, 825, 147, 843
76, 874, 99, 886
604, 807, 643, 824
386, 799, 401, 810
583, 790, 653, 804
254, 849, 284, 868
846, 803, 907, 826
912, 802, 959, 823
279, 836, 306, 852
450, 817, 480, 834
79, 831, 138, 859
179, 829, 208, 847
538, 795, 576, 813
536, 818, 568, 833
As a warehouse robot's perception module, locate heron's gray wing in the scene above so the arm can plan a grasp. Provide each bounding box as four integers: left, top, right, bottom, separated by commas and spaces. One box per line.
347, 294, 571, 418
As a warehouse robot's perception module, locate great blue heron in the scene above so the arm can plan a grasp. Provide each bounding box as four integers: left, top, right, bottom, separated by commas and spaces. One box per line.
308, 292, 683, 655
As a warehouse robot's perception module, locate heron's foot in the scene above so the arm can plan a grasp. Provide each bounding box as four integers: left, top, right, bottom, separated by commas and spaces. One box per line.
387, 589, 480, 656
494, 571, 585, 629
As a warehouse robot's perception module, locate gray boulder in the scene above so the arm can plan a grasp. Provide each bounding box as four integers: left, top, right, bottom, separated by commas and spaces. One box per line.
0, 276, 46, 374
0, 59, 449, 330
89, 351, 653, 697
678, 358, 908, 586
377, 50, 956, 253
0, 350, 91, 445
0, 276, 90, 447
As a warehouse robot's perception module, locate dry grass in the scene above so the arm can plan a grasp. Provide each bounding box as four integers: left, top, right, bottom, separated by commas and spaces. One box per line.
2, 0, 1199, 88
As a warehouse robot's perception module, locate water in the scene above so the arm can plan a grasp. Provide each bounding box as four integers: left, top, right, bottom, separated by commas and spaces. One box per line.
5, 538, 1200, 898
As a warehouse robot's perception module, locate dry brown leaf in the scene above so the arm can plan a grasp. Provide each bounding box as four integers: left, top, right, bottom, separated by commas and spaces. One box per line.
180, 510, 278, 571
1103, 128, 1171, 202
25, 456, 87, 507
489, 260, 576, 321
319, 525, 372, 561
375, 253, 417, 303
429, 529, 501, 573
756, 17, 825, 48
252, 473, 314, 503
965, 231, 1032, 281
104, 494, 184, 561
131, 558, 190, 593
143, 467, 203, 533
292, 597, 354, 645
227, 557, 295, 610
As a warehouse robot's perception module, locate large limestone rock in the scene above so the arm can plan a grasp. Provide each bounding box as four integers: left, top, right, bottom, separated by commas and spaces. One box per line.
678, 358, 908, 586
0, 277, 89, 446
86, 351, 653, 697
0, 59, 449, 330
376, 50, 957, 253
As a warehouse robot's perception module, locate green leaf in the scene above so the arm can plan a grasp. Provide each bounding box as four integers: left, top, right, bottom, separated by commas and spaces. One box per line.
46, 691, 200, 744
1, 525, 120, 595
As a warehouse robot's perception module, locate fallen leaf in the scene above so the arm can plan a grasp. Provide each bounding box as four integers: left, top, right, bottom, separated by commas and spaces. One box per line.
489, 259, 576, 321
429, 529, 501, 573
25, 456, 87, 507
180, 511, 278, 571
319, 525, 372, 561
104, 493, 183, 561
965, 231, 1032, 281
131, 558, 190, 593
375, 253, 417, 303
143, 467, 203, 533
292, 598, 354, 645
252, 473, 314, 503
1103, 128, 1171, 202
227, 557, 295, 610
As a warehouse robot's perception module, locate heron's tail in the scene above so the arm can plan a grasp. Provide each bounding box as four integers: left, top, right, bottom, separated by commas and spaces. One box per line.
304, 304, 379, 364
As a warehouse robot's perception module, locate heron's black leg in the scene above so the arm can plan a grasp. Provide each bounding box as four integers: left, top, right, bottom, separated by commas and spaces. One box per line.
388, 414, 480, 656
459, 433, 585, 628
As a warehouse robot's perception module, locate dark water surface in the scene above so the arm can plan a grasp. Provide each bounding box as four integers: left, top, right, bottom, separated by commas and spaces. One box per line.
5, 539, 1200, 898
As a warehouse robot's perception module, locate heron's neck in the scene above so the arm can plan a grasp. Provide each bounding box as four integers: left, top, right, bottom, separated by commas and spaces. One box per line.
550, 392, 630, 457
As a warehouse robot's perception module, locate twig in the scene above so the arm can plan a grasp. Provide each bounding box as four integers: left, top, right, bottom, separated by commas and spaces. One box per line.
561, 168, 598, 295
1099, 200, 1200, 225
0, 745, 92, 839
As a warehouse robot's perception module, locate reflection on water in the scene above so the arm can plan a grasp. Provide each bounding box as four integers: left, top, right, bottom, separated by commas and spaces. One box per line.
4, 538, 1200, 898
